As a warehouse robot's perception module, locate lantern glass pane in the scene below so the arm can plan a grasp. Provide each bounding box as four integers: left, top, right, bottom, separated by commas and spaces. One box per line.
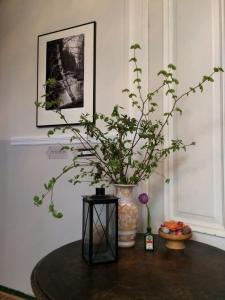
92, 203, 116, 263
108, 203, 117, 252
83, 201, 90, 261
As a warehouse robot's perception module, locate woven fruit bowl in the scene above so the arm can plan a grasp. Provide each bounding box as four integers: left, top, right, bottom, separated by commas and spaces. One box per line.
159, 220, 192, 250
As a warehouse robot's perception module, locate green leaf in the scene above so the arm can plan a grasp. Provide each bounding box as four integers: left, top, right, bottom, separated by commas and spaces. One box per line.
49, 203, 64, 219
55, 212, 63, 219
34, 100, 43, 107
33, 196, 43, 206
130, 43, 141, 49
111, 105, 119, 117
172, 78, 179, 84
208, 76, 214, 82
157, 70, 168, 77
164, 80, 173, 85
175, 107, 182, 115
134, 68, 142, 73
129, 57, 137, 62
133, 78, 141, 84
49, 204, 54, 212
47, 130, 54, 136
122, 88, 130, 93
132, 100, 138, 106
129, 93, 137, 98
61, 146, 70, 151
214, 67, 224, 72
165, 178, 170, 184
203, 76, 214, 82
168, 64, 176, 70
166, 89, 175, 96
149, 107, 155, 113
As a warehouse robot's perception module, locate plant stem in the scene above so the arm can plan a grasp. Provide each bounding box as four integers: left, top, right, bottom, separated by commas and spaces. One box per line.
124, 49, 166, 178
135, 71, 216, 181
146, 204, 151, 229
56, 110, 116, 182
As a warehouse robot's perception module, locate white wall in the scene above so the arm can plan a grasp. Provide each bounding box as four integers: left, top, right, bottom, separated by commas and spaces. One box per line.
0, 0, 129, 139
0, 0, 129, 295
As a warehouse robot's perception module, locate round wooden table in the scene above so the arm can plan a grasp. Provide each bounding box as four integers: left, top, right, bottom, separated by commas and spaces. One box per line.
31, 234, 225, 300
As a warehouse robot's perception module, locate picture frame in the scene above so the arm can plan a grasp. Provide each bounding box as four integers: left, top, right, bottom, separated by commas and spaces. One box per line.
36, 21, 96, 127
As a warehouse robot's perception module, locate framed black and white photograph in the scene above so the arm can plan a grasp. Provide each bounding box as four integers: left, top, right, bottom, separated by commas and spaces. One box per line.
36, 22, 96, 127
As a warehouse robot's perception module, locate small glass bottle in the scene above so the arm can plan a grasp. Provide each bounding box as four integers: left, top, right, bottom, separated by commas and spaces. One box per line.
145, 227, 154, 251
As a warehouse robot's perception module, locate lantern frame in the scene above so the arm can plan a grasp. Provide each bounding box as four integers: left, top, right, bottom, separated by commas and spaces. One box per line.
82, 193, 118, 265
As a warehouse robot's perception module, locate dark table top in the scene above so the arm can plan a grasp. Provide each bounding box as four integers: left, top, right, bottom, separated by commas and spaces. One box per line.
31, 234, 225, 300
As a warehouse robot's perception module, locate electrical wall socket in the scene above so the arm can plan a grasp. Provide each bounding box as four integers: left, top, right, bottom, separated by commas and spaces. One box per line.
47, 145, 69, 159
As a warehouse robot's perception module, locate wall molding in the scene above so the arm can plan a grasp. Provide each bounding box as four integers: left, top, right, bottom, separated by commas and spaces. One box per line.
163, 0, 175, 222
127, 0, 150, 232
128, 0, 149, 117
210, 0, 225, 226
163, 0, 225, 237
10, 135, 97, 146
220, 0, 225, 228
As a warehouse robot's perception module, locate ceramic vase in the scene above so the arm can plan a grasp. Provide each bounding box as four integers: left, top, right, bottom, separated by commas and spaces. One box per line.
114, 184, 138, 248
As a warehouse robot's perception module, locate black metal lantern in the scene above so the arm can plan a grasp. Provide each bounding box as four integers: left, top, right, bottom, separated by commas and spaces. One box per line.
82, 188, 118, 264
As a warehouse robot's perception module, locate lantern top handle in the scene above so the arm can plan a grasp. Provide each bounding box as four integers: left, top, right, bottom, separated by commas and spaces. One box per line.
96, 188, 105, 196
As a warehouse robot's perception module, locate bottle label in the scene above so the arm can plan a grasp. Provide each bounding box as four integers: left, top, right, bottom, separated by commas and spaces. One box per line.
145, 234, 153, 250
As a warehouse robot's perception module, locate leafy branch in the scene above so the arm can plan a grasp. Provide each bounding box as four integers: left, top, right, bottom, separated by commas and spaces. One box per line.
33, 44, 223, 217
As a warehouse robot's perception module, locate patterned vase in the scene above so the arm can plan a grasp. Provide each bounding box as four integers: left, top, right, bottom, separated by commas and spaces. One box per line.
114, 184, 138, 248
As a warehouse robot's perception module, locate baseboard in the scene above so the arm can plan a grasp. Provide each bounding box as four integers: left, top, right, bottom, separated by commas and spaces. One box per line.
0, 285, 35, 300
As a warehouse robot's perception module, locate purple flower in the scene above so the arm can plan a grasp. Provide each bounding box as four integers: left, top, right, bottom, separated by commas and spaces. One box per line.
138, 193, 149, 204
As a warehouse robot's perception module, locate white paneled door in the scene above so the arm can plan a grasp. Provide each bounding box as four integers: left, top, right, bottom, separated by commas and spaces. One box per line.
163, 0, 225, 238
